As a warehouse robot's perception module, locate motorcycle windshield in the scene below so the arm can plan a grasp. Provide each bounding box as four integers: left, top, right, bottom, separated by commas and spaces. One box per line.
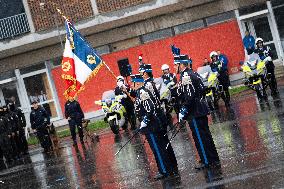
197, 65, 212, 76
102, 90, 116, 101
197, 65, 212, 80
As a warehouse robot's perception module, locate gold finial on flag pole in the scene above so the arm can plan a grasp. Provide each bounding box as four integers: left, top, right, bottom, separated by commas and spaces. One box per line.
41, 0, 69, 21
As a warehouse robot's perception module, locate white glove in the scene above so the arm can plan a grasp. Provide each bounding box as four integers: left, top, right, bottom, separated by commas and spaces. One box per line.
264, 56, 272, 62
178, 113, 184, 123
117, 81, 124, 88
140, 121, 147, 129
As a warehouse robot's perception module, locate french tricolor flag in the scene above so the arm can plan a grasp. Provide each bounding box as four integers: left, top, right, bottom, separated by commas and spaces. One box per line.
61, 21, 103, 99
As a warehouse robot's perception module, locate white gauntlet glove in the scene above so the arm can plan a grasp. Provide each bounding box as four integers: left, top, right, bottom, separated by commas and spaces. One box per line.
140, 121, 147, 129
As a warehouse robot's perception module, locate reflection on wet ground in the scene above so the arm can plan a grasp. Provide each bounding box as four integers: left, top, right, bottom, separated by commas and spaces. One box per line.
1, 89, 284, 189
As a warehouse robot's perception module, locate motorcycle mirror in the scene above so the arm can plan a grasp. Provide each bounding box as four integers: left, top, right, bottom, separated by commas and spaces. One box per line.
239, 61, 244, 65
94, 101, 102, 105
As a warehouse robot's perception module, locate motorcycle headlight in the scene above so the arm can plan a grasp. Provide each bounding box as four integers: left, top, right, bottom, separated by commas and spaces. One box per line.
103, 107, 110, 113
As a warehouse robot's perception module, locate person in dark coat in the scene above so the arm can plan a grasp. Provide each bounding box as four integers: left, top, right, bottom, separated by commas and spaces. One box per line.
132, 74, 178, 180
8, 101, 28, 154
3, 105, 22, 159
30, 101, 51, 153
0, 106, 13, 163
174, 54, 220, 170
65, 98, 84, 146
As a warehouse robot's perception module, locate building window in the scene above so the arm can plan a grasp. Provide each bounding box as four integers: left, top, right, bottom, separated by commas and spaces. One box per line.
23, 72, 58, 119
174, 20, 204, 34
0, 0, 25, 19
205, 11, 235, 26
20, 63, 46, 75
51, 57, 63, 67
272, 0, 284, 7
141, 28, 173, 43
238, 3, 267, 16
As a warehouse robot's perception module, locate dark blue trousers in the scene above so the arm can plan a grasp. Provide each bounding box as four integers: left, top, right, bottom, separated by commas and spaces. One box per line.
188, 116, 220, 166
145, 131, 178, 175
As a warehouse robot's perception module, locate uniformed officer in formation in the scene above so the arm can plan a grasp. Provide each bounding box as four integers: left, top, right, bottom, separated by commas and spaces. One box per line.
8, 101, 28, 155
0, 101, 30, 163
174, 54, 220, 169
30, 100, 52, 153
0, 106, 13, 163
64, 98, 85, 146
131, 74, 178, 180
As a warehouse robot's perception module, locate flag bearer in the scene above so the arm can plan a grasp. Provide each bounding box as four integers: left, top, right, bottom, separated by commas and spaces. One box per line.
64, 98, 85, 146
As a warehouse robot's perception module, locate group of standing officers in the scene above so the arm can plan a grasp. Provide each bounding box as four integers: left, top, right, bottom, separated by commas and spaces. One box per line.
0, 102, 28, 163
114, 50, 221, 180
113, 38, 277, 180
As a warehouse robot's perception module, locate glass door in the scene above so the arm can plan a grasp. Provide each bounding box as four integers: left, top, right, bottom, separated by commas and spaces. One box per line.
243, 15, 279, 59
22, 70, 59, 119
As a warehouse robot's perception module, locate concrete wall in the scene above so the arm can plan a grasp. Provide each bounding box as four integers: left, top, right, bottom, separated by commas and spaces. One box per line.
52, 20, 245, 114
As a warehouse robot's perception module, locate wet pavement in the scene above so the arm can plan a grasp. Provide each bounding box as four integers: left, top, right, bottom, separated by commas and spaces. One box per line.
1, 88, 284, 189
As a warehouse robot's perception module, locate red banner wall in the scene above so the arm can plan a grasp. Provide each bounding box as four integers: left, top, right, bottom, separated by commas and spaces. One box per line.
52, 20, 245, 114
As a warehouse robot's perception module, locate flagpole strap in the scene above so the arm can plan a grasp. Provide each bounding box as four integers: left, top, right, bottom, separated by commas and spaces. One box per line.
102, 61, 117, 79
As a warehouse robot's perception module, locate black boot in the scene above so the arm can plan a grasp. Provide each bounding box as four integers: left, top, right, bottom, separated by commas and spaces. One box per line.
154, 172, 167, 180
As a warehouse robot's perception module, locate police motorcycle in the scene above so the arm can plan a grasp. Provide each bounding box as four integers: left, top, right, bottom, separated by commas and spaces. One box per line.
240, 53, 269, 102
197, 65, 215, 110
95, 90, 128, 134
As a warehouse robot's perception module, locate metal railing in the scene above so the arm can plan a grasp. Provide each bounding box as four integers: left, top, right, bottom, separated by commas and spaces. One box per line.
0, 13, 30, 40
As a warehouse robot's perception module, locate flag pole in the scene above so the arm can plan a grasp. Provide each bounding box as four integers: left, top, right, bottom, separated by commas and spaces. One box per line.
46, 1, 120, 82
102, 61, 117, 79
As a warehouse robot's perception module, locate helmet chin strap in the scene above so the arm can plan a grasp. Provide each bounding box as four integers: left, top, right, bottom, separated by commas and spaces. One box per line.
177, 64, 181, 74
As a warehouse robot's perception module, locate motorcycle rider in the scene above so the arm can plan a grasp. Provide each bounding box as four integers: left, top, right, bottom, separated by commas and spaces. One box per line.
161, 64, 179, 125
8, 101, 28, 155
131, 74, 178, 180
0, 106, 13, 163
210, 51, 230, 106
30, 101, 52, 152
217, 50, 231, 88
114, 76, 136, 130
174, 54, 220, 169
254, 38, 278, 96
65, 98, 84, 146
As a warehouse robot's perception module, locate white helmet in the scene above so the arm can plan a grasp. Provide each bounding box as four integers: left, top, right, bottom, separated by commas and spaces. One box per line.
255, 37, 264, 45
210, 51, 218, 59
117, 76, 124, 81
161, 64, 170, 71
